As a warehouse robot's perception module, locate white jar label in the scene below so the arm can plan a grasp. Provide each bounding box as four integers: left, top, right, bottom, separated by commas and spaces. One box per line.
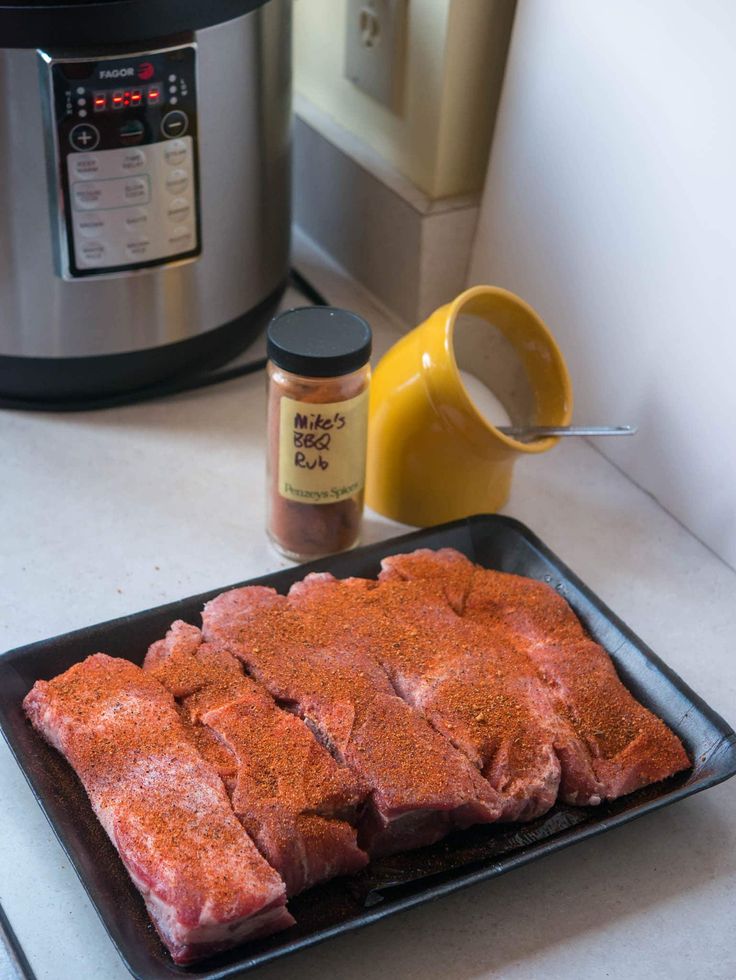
278, 390, 369, 504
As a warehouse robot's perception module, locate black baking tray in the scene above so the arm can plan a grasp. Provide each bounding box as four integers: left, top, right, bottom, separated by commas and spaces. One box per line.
1, 514, 735, 980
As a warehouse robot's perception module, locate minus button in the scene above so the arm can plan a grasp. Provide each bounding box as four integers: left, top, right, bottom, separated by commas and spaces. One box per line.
161, 110, 188, 138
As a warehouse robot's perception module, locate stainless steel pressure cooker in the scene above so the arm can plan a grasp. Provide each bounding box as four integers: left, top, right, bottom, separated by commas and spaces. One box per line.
0, 0, 291, 401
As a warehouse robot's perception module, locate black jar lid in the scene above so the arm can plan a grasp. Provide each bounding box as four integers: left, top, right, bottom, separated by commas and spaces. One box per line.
267, 307, 372, 378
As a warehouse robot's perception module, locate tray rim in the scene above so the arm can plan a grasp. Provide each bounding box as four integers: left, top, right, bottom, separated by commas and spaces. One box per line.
2, 513, 735, 980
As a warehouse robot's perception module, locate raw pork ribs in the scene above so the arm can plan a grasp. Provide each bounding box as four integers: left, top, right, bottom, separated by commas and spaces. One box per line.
144, 619, 368, 895
201, 586, 503, 856
23, 655, 293, 964
24, 548, 690, 965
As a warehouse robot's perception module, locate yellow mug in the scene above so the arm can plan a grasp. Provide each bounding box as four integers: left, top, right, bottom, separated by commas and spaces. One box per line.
365, 285, 573, 526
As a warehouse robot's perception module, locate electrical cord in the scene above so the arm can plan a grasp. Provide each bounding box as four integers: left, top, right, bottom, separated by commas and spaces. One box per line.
0, 268, 327, 414
0, 901, 36, 980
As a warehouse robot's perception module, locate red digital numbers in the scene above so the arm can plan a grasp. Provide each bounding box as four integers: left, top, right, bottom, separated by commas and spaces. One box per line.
100, 88, 147, 112
93, 86, 161, 111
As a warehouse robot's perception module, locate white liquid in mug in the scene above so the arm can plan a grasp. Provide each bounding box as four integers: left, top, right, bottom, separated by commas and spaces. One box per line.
458, 369, 511, 428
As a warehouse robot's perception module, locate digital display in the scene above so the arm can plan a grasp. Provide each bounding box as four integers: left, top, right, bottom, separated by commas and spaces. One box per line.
92, 85, 159, 113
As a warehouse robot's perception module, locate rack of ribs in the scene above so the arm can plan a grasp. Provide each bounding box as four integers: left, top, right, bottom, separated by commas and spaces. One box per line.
201, 587, 505, 856
287, 571, 564, 820
23, 548, 691, 966
378, 548, 691, 800
144, 620, 369, 895
23, 654, 294, 964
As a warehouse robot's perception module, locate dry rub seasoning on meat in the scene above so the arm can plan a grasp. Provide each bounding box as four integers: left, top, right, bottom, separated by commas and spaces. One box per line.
266, 307, 372, 560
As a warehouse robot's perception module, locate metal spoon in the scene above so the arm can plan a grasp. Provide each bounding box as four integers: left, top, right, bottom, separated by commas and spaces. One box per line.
497, 424, 637, 439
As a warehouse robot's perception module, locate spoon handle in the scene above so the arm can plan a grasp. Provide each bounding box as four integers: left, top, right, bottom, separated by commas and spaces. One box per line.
497, 424, 638, 438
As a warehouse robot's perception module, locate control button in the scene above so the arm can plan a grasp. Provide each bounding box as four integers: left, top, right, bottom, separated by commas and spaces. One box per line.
169, 96, 179, 105
78, 109, 88, 118
119, 120, 145, 146
71, 155, 100, 179
167, 197, 190, 223
78, 240, 106, 266
125, 238, 151, 260
169, 225, 193, 249
72, 182, 104, 210
69, 123, 100, 152
123, 177, 149, 203
161, 110, 188, 138
166, 168, 188, 194
75, 212, 107, 238
121, 148, 146, 171
74, 175, 150, 210
124, 207, 148, 231
164, 139, 188, 166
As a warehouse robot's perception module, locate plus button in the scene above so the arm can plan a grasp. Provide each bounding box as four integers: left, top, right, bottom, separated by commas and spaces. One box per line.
69, 123, 100, 152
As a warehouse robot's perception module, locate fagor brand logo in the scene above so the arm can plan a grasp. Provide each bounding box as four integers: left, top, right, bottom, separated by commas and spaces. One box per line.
98, 67, 135, 80
96, 62, 154, 81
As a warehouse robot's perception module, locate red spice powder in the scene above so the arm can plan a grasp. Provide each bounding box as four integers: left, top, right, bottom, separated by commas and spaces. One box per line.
266, 365, 369, 560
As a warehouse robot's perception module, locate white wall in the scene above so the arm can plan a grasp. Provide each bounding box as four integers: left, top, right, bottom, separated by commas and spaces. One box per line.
469, 0, 736, 569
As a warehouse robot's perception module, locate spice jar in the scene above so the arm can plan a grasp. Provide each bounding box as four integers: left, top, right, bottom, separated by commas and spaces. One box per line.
266, 307, 372, 561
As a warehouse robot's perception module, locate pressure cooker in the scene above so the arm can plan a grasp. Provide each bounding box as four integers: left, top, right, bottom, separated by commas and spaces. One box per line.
0, 0, 291, 402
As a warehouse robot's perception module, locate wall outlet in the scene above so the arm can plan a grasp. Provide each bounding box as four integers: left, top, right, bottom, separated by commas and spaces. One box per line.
344, 0, 407, 113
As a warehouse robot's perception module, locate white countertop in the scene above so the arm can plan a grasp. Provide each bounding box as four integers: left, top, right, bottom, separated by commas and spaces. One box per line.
1, 232, 735, 980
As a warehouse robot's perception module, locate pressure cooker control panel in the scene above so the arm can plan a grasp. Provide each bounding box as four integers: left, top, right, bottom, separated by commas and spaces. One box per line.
41, 44, 201, 279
